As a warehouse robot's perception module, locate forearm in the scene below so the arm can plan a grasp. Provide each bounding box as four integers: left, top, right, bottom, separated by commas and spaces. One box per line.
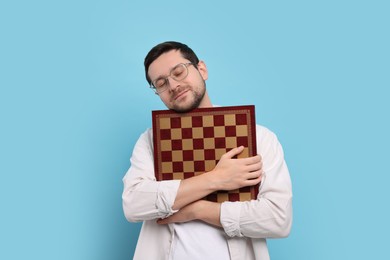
196, 200, 222, 227
157, 199, 222, 227
172, 171, 218, 210
123, 129, 185, 222
123, 176, 181, 222
220, 194, 292, 238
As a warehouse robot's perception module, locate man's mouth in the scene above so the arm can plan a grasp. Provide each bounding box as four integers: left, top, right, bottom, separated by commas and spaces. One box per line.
174, 89, 189, 100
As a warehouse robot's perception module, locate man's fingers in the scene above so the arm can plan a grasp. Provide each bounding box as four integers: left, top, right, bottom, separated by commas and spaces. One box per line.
245, 158, 262, 172
244, 171, 263, 185
221, 146, 245, 159
157, 216, 174, 225
238, 154, 262, 166
246, 170, 263, 180
157, 218, 168, 225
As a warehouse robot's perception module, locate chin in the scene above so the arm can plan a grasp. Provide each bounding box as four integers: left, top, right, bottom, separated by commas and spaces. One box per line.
169, 91, 205, 113
172, 104, 197, 113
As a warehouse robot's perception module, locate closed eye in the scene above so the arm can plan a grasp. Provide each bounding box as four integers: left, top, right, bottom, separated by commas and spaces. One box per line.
154, 78, 167, 89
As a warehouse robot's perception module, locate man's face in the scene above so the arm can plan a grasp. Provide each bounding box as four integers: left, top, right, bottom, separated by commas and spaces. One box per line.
148, 50, 209, 112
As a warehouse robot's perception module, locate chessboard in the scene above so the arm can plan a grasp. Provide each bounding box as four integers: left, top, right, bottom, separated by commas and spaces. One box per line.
152, 105, 258, 202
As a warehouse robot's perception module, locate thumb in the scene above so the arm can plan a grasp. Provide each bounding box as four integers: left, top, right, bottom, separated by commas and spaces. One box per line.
222, 146, 244, 159
157, 218, 169, 225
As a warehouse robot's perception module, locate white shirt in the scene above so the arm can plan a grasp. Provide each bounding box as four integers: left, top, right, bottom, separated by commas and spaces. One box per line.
171, 221, 230, 260
122, 125, 293, 260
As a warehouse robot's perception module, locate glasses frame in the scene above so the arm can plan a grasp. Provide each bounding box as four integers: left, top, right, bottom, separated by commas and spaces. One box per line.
149, 62, 193, 95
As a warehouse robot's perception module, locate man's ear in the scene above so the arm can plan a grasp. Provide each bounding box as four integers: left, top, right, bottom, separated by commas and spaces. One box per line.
197, 60, 208, 81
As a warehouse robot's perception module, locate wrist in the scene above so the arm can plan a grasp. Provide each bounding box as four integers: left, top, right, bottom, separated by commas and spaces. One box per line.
195, 200, 222, 227
203, 169, 221, 191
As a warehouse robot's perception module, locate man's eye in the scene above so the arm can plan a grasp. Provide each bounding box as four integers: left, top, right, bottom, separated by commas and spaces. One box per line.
172, 67, 185, 78
155, 79, 166, 88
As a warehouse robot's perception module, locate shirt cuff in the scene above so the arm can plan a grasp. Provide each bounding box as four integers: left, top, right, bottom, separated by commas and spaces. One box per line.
155, 180, 181, 218
220, 201, 244, 237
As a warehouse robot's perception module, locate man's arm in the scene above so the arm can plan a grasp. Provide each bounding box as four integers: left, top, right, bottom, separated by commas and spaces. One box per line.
157, 200, 222, 227
157, 126, 293, 239
122, 129, 181, 222
219, 126, 293, 239
123, 129, 263, 222
172, 146, 263, 210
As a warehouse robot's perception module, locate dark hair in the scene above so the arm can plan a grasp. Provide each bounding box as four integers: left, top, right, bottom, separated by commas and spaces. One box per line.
144, 41, 200, 85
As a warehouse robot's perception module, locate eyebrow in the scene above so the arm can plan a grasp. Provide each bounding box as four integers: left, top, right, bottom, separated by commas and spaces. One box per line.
152, 63, 182, 82
153, 75, 166, 83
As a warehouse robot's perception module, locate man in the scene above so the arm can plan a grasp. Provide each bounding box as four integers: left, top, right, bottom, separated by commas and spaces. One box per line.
122, 41, 292, 260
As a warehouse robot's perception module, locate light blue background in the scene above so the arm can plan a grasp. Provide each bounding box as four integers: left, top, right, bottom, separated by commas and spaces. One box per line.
1, 0, 389, 259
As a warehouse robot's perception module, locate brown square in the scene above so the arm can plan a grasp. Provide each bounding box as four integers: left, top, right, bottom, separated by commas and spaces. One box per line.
183, 161, 195, 172
237, 147, 249, 158
171, 128, 182, 140
214, 126, 225, 137
215, 148, 227, 159
173, 172, 184, 180
205, 160, 216, 172
236, 125, 248, 137
192, 127, 203, 138
226, 137, 237, 148
162, 162, 173, 173
172, 151, 183, 162
239, 192, 252, 201
224, 114, 236, 126
160, 140, 172, 151
203, 138, 215, 149
202, 115, 214, 127
181, 116, 192, 127
159, 118, 171, 129
193, 150, 205, 161
182, 139, 194, 150
216, 192, 229, 202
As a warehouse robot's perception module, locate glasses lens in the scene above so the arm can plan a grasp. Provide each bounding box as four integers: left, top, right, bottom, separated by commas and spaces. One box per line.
151, 63, 190, 94
154, 78, 167, 90
171, 64, 187, 81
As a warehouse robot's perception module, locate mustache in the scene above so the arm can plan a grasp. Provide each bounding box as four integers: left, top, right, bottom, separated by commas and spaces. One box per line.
171, 86, 190, 100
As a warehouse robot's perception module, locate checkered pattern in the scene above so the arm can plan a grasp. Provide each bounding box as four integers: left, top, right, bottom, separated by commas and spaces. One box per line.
152, 106, 258, 202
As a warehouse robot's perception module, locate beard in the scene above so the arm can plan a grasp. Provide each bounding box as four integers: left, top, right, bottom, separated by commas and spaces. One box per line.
171, 83, 206, 113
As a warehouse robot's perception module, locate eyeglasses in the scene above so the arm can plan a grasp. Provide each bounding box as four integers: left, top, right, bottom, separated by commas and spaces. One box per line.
150, 62, 193, 94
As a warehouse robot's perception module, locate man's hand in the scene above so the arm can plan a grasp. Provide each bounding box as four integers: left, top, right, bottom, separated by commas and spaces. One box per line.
157, 200, 222, 227
208, 146, 263, 191
172, 146, 263, 211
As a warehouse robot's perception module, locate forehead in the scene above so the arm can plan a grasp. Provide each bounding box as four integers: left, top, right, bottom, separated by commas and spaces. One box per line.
148, 50, 188, 79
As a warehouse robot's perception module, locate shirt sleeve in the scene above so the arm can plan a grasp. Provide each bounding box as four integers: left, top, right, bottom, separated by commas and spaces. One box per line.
122, 129, 180, 222
220, 125, 293, 238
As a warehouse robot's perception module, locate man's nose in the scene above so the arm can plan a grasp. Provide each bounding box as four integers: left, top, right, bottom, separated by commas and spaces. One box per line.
167, 77, 181, 91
